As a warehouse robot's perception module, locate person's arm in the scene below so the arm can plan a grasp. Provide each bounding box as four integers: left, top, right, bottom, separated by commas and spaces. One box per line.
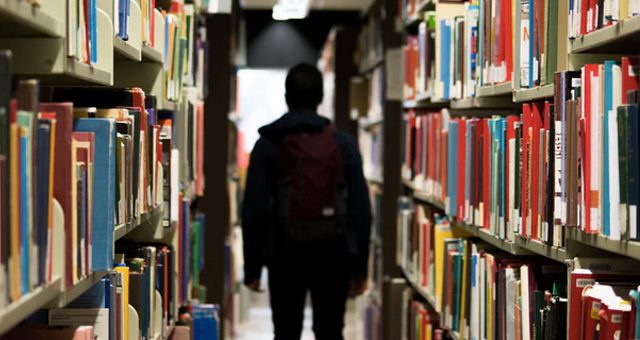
241, 138, 272, 286
342, 134, 372, 280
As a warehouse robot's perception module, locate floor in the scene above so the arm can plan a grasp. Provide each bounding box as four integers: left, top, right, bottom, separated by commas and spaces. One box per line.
232, 287, 364, 340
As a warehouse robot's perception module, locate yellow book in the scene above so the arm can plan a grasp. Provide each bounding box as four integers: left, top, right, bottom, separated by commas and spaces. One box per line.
9, 122, 20, 301
621, 0, 629, 21
433, 220, 467, 312
115, 265, 130, 340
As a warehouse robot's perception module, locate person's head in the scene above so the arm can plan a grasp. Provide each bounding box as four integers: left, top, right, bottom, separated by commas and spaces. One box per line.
285, 63, 323, 112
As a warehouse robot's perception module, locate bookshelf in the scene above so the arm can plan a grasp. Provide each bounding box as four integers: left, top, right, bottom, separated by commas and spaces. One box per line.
570, 14, 640, 54
387, 1, 640, 339
0, 1, 221, 339
0, 0, 64, 37
0, 277, 62, 337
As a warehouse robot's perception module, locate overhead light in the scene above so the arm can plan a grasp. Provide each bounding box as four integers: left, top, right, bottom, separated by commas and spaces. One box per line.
272, 0, 310, 20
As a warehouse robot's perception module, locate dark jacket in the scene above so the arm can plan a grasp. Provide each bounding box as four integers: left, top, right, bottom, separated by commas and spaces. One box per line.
241, 111, 372, 283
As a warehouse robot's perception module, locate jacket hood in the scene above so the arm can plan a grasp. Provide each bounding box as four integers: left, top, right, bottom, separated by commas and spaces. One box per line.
258, 111, 330, 138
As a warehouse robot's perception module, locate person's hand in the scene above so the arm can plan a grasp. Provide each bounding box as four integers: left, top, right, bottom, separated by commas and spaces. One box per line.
245, 279, 265, 293
349, 277, 368, 297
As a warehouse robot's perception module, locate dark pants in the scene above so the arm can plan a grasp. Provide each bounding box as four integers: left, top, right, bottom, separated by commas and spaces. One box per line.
268, 252, 351, 340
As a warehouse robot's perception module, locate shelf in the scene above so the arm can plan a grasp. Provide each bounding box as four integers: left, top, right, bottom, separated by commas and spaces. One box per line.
401, 268, 437, 309
142, 44, 164, 63
514, 236, 567, 263
413, 191, 445, 211
513, 84, 555, 102
476, 82, 513, 97
359, 54, 384, 74
450, 96, 516, 110
114, 37, 142, 61
115, 205, 164, 241
0, 276, 62, 337
568, 228, 640, 261
401, 267, 460, 340
570, 15, 640, 54
367, 177, 384, 186
0, 0, 64, 37
403, 96, 449, 110
46, 271, 108, 308
122, 205, 173, 242
451, 222, 531, 256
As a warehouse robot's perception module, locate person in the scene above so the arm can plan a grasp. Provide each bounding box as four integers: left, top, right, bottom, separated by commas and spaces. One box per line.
241, 63, 372, 340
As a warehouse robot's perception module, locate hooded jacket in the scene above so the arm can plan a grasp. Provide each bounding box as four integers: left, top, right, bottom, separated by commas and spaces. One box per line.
241, 111, 372, 283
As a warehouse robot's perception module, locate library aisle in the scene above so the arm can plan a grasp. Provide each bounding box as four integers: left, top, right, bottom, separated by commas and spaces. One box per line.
5, 0, 640, 340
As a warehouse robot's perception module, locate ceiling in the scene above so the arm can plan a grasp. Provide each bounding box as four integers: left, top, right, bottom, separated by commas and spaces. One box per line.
240, 0, 373, 11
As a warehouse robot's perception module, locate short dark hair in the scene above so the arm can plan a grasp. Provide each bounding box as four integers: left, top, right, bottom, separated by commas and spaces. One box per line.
285, 63, 323, 111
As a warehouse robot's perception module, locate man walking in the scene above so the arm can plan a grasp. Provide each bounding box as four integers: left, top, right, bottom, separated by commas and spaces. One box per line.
242, 63, 372, 340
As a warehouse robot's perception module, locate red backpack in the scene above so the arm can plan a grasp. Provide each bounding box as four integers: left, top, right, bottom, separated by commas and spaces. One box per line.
275, 124, 348, 250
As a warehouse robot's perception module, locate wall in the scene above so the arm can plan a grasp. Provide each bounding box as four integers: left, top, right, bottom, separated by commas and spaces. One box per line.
242, 10, 360, 68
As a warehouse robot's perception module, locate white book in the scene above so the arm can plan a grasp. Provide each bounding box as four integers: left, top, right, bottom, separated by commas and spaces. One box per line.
520, 265, 531, 340
609, 108, 621, 240
68, 0, 77, 57
505, 268, 517, 340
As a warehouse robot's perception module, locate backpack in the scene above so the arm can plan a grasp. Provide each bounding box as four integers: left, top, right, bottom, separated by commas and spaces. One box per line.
275, 124, 348, 250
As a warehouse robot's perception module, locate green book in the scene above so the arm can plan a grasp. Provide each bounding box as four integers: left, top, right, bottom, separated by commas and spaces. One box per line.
618, 106, 630, 240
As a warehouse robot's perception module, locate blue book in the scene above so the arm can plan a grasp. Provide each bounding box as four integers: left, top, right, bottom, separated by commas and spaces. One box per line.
603, 60, 615, 236
35, 120, 52, 286
193, 304, 220, 340
74, 118, 116, 271
441, 20, 452, 100
20, 134, 29, 294
90, 0, 97, 64
68, 277, 108, 308
628, 105, 640, 240
119, 0, 127, 40
498, 119, 506, 238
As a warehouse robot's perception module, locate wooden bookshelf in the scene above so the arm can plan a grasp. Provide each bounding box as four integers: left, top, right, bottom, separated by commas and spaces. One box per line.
513, 84, 555, 102
0, 276, 62, 336
568, 228, 640, 262
570, 14, 640, 54
0, 0, 64, 37
475, 82, 513, 97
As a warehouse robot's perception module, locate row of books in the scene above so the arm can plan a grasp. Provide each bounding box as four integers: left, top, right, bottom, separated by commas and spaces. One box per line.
67, 0, 98, 65
0, 64, 205, 310
401, 290, 445, 340
405, 0, 567, 102
398, 202, 568, 340
568, 0, 640, 38
357, 12, 383, 70
403, 12, 435, 100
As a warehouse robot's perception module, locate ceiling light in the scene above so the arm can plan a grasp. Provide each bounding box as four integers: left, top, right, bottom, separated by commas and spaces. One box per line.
272, 0, 310, 20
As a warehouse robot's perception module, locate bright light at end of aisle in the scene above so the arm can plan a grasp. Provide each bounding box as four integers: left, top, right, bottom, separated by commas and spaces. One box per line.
272, 0, 310, 20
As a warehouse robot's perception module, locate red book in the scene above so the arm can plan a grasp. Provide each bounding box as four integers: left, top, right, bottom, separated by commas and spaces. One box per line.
482, 119, 492, 229
580, 286, 603, 340
598, 300, 630, 340
415, 116, 423, 178
530, 102, 544, 240
621, 57, 639, 105
421, 216, 430, 287
521, 104, 532, 237
589, 0, 597, 32
84, 0, 90, 64
580, 0, 589, 34
505, 0, 513, 82
39, 102, 74, 287
457, 119, 466, 220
